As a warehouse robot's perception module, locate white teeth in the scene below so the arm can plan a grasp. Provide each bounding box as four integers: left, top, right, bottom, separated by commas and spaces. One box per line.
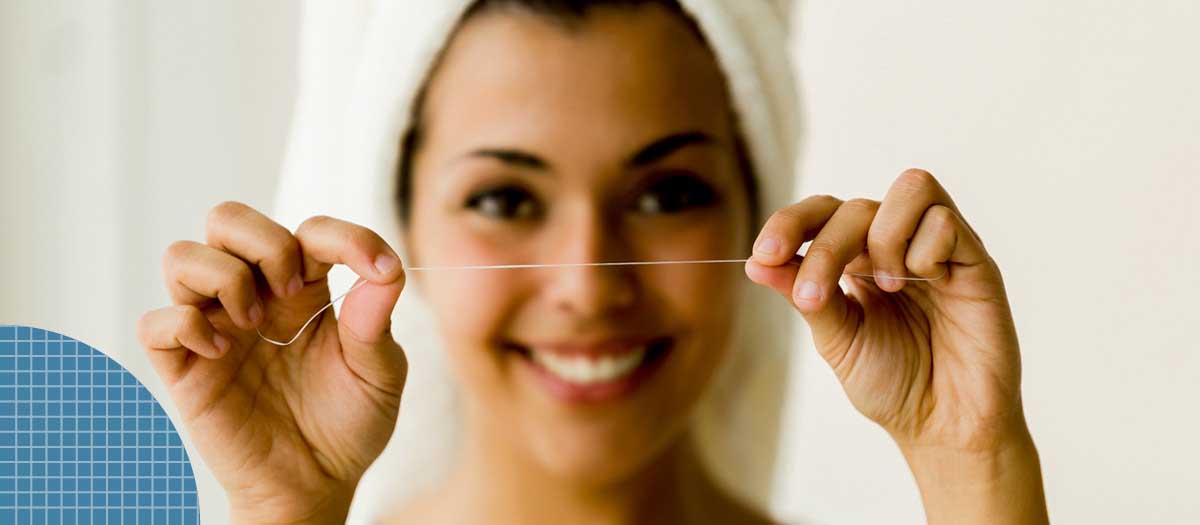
531, 347, 647, 385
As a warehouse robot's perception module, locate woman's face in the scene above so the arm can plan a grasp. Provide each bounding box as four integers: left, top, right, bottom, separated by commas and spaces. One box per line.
405, 5, 752, 484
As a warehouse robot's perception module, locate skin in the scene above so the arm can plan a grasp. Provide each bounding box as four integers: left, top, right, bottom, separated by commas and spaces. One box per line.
393, 6, 757, 524
136, 4, 1048, 525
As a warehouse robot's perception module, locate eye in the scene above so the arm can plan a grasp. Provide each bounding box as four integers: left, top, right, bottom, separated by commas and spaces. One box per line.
465, 185, 541, 220
634, 173, 717, 214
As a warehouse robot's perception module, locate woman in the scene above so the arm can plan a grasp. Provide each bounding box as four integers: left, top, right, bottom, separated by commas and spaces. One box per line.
136, 0, 1049, 523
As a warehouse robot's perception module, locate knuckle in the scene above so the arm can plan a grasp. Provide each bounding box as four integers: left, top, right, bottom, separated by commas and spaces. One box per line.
842, 198, 880, 213
926, 205, 958, 232
206, 201, 250, 231
766, 205, 799, 226
769, 198, 820, 226
296, 214, 333, 236
345, 224, 381, 252
801, 194, 849, 216
228, 262, 255, 290
868, 218, 907, 247
900, 168, 936, 186
265, 234, 301, 270
135, 312, 155, 348
906, 251, 940, 274
175, 305, 207, 334
805, 194, 843, 209
804, 243, 839, 262
279, 235, 301, 259
213, 261, 255, 300
891, 171, 937, 203
162, 240, 194, 271
866, 231, 903, 257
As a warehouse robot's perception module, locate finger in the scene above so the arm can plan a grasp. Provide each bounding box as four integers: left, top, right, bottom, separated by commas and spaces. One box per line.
744, 259, 799, 298
744, 250, 874, 300
844, 251, 876, 277
785, 200, 876, 352
867, 168, 963, 292
792, 198, 878, 314
905, 204, 991, 280
751, 195, 843, 266
137, 305, 229, 382
337, 277, 409, 397
205, 201, 305, 299
163, 240, 263, 330
293, 215, 404, 285
830, 250, 888, 301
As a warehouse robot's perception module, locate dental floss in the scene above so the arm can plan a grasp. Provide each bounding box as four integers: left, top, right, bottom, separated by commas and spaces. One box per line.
255, 257, 947, 347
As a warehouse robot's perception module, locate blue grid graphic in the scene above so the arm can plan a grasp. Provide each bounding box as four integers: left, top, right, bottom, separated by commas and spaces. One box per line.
0, 325, 200, 524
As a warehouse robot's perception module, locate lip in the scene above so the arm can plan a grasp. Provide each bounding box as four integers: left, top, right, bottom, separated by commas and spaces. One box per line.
511, 337, 673, 404
523, 336, 660, 357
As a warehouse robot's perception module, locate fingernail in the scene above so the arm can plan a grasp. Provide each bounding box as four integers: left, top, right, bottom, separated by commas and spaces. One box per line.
212, 333, 230, 354
248, 302, 263, 325
286, 273, 303, 297
374, 253, 398, 275
755, 237, 780, 256
875, 271, 899, 290
796, 281, 821, 302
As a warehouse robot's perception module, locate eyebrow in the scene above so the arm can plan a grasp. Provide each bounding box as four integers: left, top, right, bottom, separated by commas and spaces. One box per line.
458, 130, 716, 173
462, 148, 547, 170
627, 131, 714, 167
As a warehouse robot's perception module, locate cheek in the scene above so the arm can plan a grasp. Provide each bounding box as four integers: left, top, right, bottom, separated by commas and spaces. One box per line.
637, 218, 745, 403
630, 211, 746, 334
421, 234, 521, 343
655, 265, 742, 386
641, 200, 751, 353
414, 229, 542, 410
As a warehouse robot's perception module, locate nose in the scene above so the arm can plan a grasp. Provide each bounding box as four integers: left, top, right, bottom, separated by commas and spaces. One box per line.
542, 210, 638, 318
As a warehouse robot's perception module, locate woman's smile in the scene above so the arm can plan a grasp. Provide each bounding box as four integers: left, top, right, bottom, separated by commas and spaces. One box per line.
507, 335, 675, 403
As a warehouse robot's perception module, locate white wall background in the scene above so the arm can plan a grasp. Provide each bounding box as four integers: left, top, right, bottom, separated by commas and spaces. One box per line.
1, 1, 1197, 524
776, 2, 1200, 524
0, 1, 297, 522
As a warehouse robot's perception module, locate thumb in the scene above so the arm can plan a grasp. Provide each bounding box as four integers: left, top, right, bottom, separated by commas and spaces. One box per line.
336, 275, 408, 396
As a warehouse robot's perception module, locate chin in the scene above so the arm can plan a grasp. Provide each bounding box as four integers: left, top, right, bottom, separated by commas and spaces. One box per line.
522, 416, 686, 487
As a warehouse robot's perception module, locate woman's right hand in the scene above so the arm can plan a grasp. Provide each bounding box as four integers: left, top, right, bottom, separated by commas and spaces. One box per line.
136, 201, 409, 524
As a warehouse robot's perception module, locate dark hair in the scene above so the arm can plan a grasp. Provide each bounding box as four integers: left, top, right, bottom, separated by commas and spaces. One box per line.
463, 0, 690, 29
396, 0, 760, 231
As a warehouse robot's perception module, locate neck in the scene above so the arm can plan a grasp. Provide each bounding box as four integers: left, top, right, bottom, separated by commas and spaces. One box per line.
432, 413, 755, 525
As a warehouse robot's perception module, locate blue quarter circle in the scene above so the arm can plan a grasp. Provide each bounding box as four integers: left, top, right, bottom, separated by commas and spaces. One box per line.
0, 325, 200, 524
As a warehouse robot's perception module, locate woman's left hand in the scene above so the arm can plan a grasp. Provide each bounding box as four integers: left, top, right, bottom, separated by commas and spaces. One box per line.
745, 169, 1047, 523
